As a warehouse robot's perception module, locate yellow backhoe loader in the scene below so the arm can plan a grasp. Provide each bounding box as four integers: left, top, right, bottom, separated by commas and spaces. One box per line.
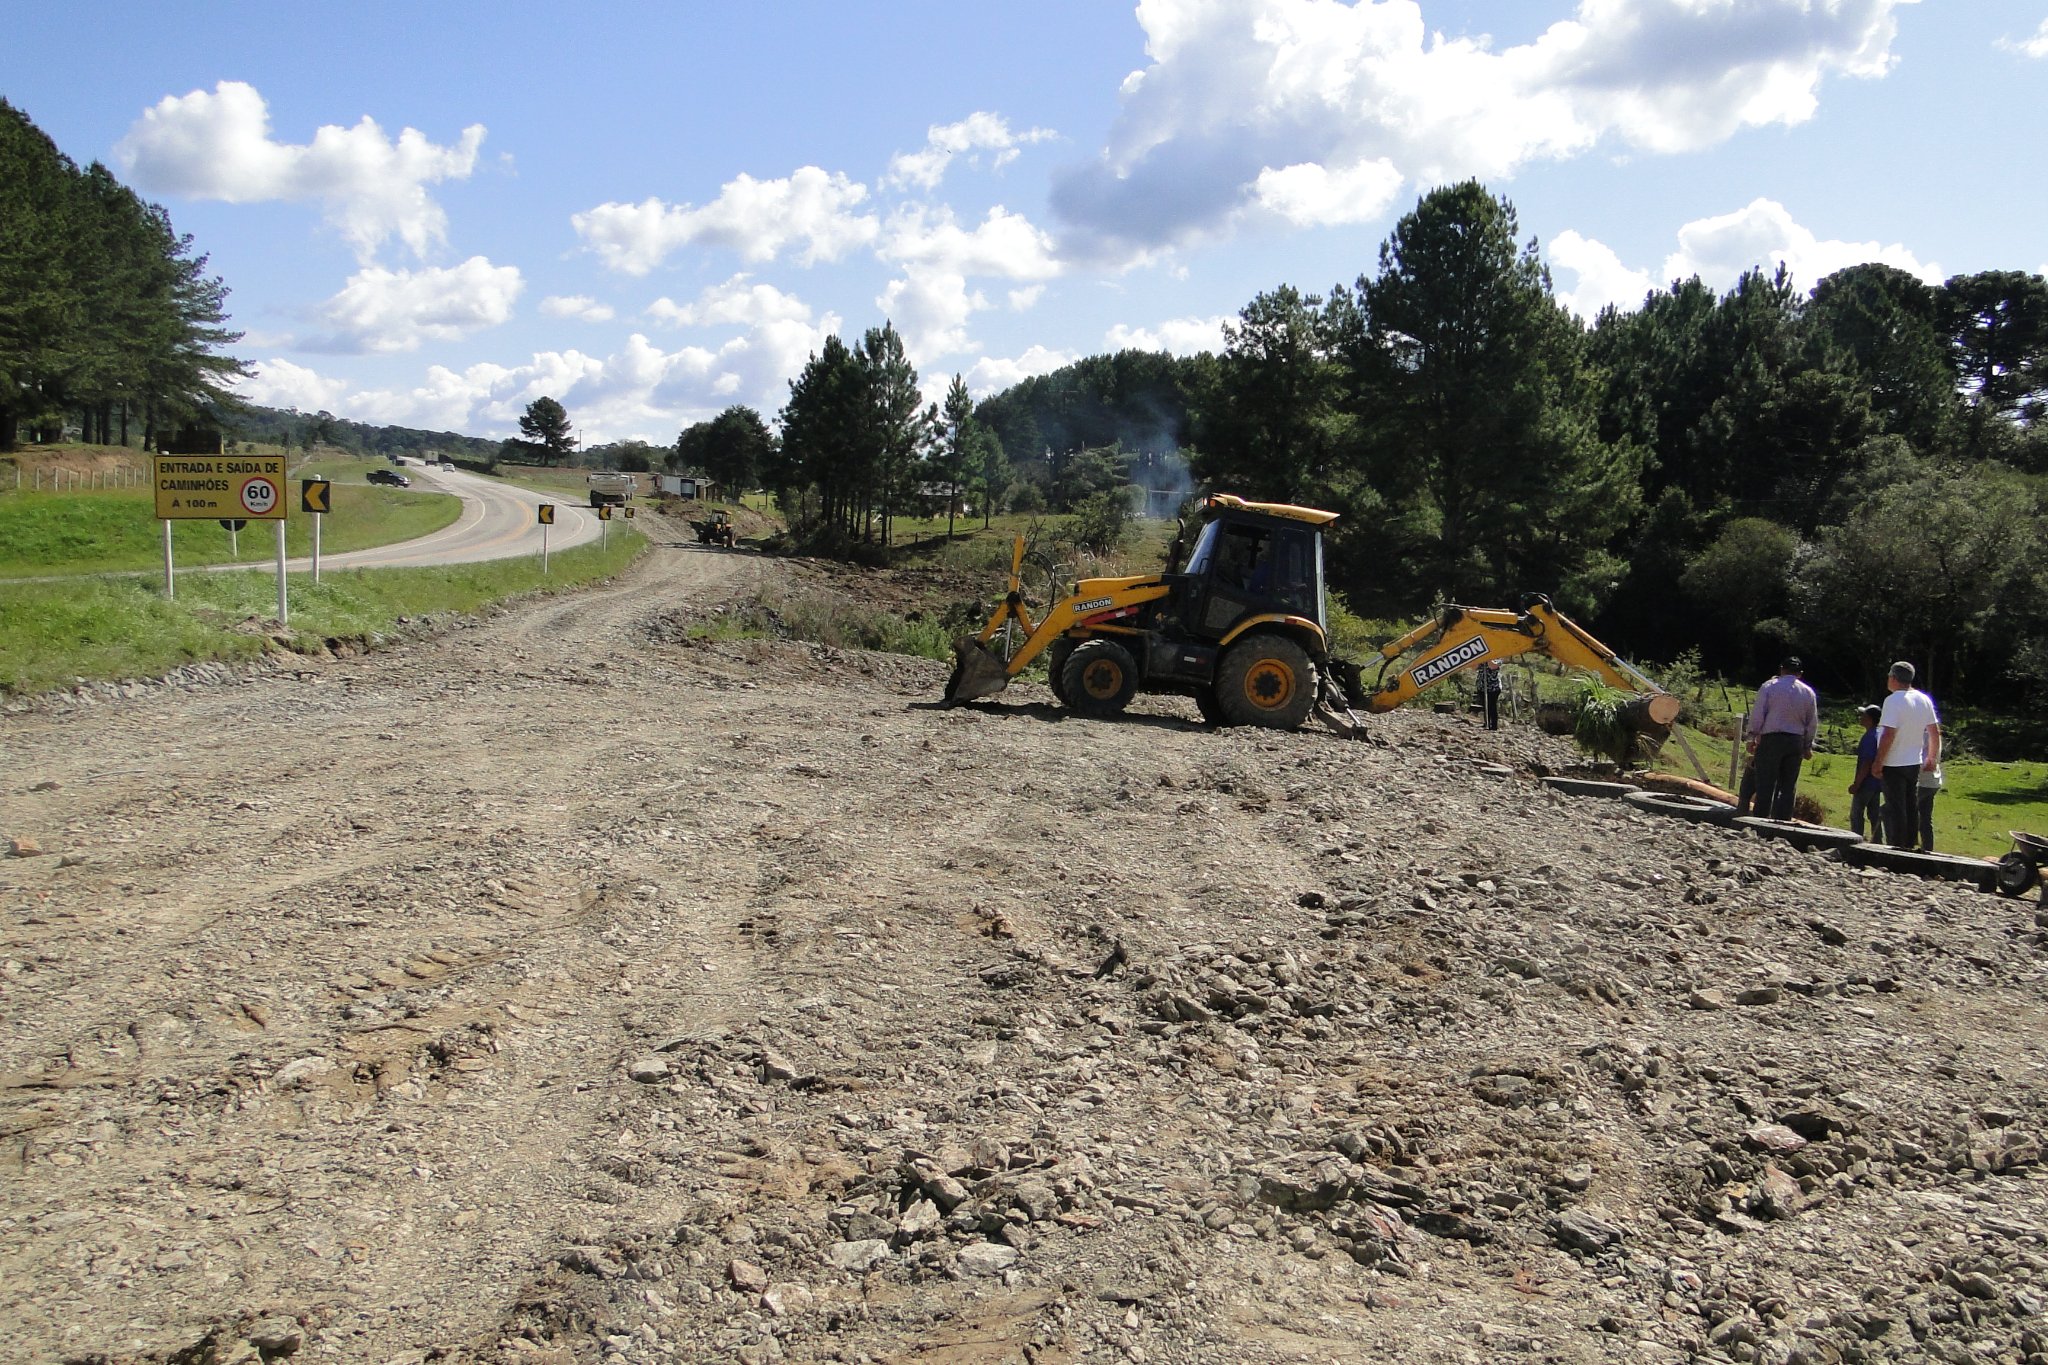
944, 493, 1679, 738
945, 495, 1356, 730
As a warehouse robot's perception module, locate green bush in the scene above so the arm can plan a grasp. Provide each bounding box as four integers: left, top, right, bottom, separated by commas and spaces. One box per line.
707, 586, 954, 662
1572, 680, 1641, 768
1065, 490, 1133, 553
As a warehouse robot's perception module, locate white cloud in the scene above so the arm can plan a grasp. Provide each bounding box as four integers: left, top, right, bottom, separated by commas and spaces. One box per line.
115, 80, 485, 262
1659, 197, 1941, 291
571, 167, 879, 275
883, 111, 1057, 189
231, 357, 350, 413
880, 204, 1063, 281
877, 268, 987, 363
1105, 315, 1231, 356
308, 310, 843, 442
1547, 228, 1654, 318
646, 275, 816, 329
1551, 199, 1943, 318
1997, 17, 2048, 57
1053, 0, 1913, 258
1008, 285, 1045, 310
540, 295, 616, 323
1252, 158, 1404, 227
964, 346, 1076, 399
308, 257, 523, 353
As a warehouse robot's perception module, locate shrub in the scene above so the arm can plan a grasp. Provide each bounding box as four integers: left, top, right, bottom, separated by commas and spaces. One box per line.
1065, 490, 1133, 554
1572, 680, 1641, 769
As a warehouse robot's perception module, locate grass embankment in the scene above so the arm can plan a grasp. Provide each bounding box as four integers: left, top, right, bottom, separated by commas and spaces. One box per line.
0, 479, 461, 577
0, 530, 646, 696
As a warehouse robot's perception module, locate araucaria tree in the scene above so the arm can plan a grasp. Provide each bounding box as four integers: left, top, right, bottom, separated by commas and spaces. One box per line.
517, 396, 575, 465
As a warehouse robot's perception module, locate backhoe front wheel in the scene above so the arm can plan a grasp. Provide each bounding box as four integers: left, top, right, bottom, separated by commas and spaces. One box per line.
1046, 638, 1077, 705
1061, 639, 1138, 717
1217, 636, 1317, 730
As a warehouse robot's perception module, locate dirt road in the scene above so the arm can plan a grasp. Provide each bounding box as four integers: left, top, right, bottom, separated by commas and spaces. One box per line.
6, 529, 2048, 1364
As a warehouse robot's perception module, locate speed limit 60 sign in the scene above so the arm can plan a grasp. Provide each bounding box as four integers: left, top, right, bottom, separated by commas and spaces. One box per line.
153, 455, 288, 520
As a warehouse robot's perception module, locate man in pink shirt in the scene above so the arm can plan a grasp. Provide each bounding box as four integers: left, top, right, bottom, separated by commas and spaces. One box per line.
1745, 657, 1819, 821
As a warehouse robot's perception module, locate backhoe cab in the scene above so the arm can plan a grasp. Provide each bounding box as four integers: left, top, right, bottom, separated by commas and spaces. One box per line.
944, 494, 1355, 731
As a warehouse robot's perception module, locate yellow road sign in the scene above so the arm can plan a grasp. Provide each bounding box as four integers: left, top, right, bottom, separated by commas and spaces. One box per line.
301, 478, 331, 514
153, 454, 288, 520
537, 503, 555, 525
624, 505, 637, 519
597, 504, 613, 520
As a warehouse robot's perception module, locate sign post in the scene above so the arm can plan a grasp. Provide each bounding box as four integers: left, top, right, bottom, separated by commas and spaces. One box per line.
163, 521, 175, 599
301, 479, 331, 583
537, 503, 554, 575
598, 502, 611, 550
154, 450, 288, 614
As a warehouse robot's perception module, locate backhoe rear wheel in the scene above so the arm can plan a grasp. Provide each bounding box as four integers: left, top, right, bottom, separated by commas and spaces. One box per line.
1216, 635, 1316, 730
1061, 639, 1139, 717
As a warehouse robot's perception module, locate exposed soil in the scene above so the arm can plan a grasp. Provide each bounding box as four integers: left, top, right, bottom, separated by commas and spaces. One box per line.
5, 522, 2048, 1365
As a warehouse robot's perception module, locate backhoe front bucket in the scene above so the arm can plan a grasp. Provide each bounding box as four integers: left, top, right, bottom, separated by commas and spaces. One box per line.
944, 638, 1012, 705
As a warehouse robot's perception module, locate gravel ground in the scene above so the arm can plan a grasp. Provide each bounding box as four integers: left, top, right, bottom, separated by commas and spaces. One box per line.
4, 523, 2048, 1365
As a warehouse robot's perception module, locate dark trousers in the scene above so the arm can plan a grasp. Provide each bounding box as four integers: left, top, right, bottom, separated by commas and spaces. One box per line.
1882, 765, 1921, 849
1918, 789, 1937, 852
1482, 690, 1499, 729
1750, 732, 1805, 820
1849, 787, 1883, 840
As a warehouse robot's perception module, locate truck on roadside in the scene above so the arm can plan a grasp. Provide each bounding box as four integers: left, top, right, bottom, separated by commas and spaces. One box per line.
586, 472, 636, 508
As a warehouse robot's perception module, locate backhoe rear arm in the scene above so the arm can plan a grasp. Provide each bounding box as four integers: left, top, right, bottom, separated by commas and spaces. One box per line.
1362, 598, 1675, 720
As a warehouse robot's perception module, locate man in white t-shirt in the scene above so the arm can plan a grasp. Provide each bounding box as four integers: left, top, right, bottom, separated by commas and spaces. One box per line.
1873, 660, 1941, 850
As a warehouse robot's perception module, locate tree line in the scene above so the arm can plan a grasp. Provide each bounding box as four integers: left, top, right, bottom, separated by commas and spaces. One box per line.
503, 176, 2048, 711
224, 401, 503, 463
1183, 181, 2046, 705
0, 100, 247, 453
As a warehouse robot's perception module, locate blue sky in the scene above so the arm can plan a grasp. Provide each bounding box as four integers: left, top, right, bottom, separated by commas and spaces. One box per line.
12, 1, 2047, 445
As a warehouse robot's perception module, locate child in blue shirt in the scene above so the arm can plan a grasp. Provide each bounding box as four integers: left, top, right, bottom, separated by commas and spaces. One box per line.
1847, 705, 1884, 839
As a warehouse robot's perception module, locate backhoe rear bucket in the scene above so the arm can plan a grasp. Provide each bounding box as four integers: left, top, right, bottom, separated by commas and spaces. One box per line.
944, 638, 1012, 705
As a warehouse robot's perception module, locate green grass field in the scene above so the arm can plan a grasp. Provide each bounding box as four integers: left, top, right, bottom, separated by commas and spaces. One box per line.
0, 482, 462, 577
0, 529, 646, 696
1645, 724, 2048, 860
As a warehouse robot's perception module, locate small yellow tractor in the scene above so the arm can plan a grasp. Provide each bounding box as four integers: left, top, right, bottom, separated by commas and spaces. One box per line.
693, 510, 736, 547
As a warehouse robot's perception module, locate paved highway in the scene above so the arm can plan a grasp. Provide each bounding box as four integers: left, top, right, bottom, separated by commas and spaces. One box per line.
302, 465, 608, 571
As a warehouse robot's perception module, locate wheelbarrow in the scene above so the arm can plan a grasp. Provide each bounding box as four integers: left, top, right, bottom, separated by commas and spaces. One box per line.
1995, 831, 2048, 898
